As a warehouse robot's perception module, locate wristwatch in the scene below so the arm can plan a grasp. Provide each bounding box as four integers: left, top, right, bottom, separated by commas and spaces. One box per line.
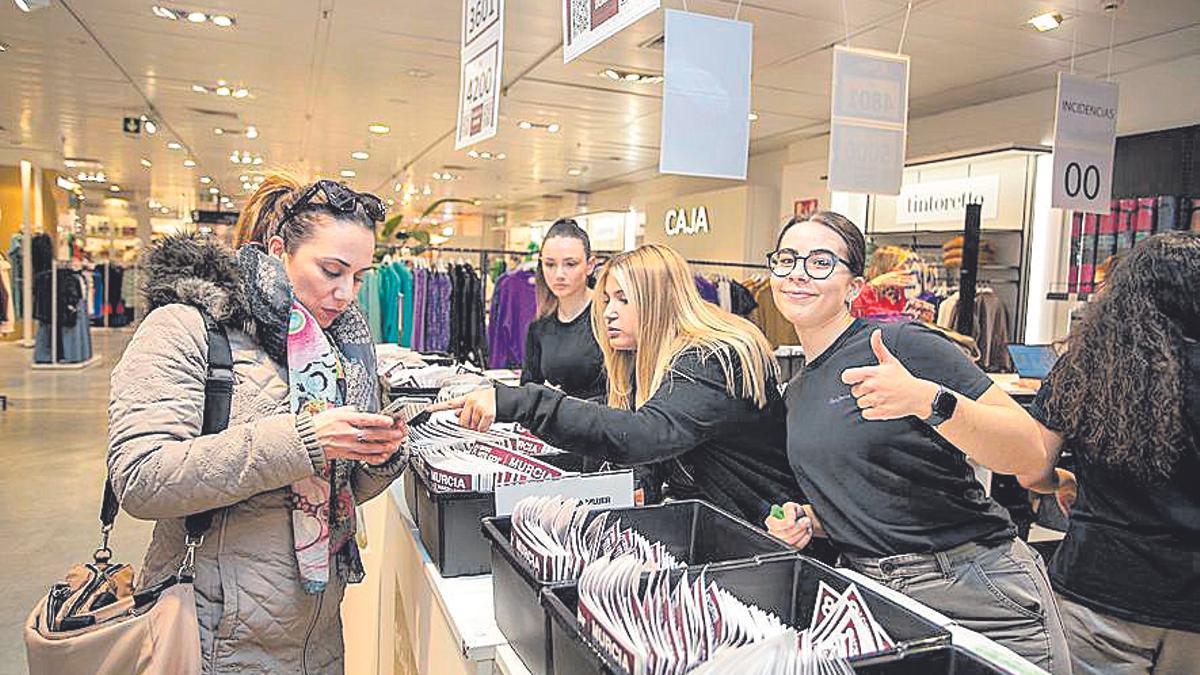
923, 385, 958, 427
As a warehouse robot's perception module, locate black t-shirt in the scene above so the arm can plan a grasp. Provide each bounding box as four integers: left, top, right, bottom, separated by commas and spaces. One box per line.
520, 305, 607, 401
1031, 343, 1200, 631
786, 318, 1016, 558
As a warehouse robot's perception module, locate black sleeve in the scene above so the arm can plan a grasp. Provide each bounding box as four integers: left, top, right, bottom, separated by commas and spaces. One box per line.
496, 351, 739, 465
890, 322, 994, 401
1028, 361, 1066, 432
520, 319, 542, 385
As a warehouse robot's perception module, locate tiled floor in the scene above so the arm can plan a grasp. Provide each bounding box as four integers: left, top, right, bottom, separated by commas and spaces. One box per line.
0, 330, 153, 675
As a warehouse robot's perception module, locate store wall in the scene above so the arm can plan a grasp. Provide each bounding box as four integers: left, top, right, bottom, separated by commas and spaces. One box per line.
0, 166, 59, 342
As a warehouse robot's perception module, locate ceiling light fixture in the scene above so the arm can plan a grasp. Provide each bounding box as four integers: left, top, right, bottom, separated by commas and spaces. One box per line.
1028, 11, 1064, 31
232, 88, 249, 99
210, 14, 234, 27
0, 42, 9, 52
748, 111, 759, 121
603, 68, 620, 80
213, 127, 225, 135
209, 187, 220, 195
422, 185, 432, 196
167, 141, 182, 150
215, 85, 231, 97
191, 84, 207, 93
199, 175, 213, 184
186, 11, 207, 23
599, 67, 663, 84
467, 150, 479, 158
141, 116, 158, 134
442, 227, 454, 237
109, 185, 121, 192
340, 169, 357, 178
245, 125, 258, 139
140, 158, 153, 168
567, 167, 584, 176
351, 151, 369, 161
518, 120, 534, 130
368, 123, 391, 135
406, 68, 432, 79
547, 123, 561, 134
151, 5, 178, 19
161, 207, 171, 214
183, 159, 197, 168
394, 182, 404, 192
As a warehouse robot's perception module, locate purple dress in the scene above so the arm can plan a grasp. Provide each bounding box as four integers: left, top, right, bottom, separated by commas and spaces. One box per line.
487, 269, 538, 369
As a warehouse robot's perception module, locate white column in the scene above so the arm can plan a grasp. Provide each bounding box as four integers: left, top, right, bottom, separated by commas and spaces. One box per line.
20, 161, 34, 347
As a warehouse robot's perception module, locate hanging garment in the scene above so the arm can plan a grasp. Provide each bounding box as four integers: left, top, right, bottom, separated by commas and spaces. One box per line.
717, 278, 733, 313
0, 255, 12, 332
728, 280, 758, 317
694, 275, 718, 305
356, 269, 383, 342
396, 263, 414, 348
34, 270, 92, 363
411, 266, 427, 352
453, 264, 487, 365
747, 279, 799, 347
488, 268, 536, 368
940, 289, 1012, 372
379, 264, 401, 344
8, 236, 22, 320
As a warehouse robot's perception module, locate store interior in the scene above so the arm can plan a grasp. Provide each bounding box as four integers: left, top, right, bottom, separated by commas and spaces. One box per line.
1, 1, 1198, 674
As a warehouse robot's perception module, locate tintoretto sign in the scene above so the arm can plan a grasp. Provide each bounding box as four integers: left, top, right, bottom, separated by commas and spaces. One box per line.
664, 206, 710, 236
896, 175, 1000, 224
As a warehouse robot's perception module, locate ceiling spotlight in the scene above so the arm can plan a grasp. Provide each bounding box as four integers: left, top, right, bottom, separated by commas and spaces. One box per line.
232, 88, 249, 99
210, 14, 234, 27
183, 159, 197, 168
209, 187, 220, 195
480, 152, 493, 159
748, 111, 759, 121
167, 141, 182, 150
623, 72, 641, 82
186, 11, 207, 23
547, 123, 561, 133
467, 150, 479, 158
252, 156, 263, 165
0, 42, 9, 52
340, 169, 356, 178
351, 151, 369, 161
199, 176, 212, 184
213, 127, 225, 135
368, 123, 391, 135
394, 182, 404, 192
140, 158, 153, 168
143, 118, 158, 134
151, 5, 178, 19
245, 125, 258, 139
497, 153, 506, 160
109, 185, 121, 192
191, 84, 207, 93
406, 68, 432, 79
518, 120, 533, 130
603, 68, 620, 80
1028, 11, 1064, 31
567, 167, 584, 176
161, 207, 171, 214
422, 185, 432, 196
215, 86, 231, 97
442, 227, 454, 237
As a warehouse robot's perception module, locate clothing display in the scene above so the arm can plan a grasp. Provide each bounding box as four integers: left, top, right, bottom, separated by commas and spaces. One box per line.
745, 276, 798, 347
90, 263, 134, 327
488, 267, 537, 369
1065, 193, 1198, 292
495, 347, 800, 524
8, 234, 22, 321
520, 303, 606, 401
1030, 347, 1200, 633
0, 251, 13, 334
937, 288, 1013, 372
30, 234, 94, 364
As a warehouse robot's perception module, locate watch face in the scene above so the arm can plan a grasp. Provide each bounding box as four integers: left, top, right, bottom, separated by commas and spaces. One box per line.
935, 389, 958, 418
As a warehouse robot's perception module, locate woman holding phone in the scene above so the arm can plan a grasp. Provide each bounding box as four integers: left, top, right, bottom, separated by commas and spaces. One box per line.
432, 243, 799, 524
107, 173, 408, 673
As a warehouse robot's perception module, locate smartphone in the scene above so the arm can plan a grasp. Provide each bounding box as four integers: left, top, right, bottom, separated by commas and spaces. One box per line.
381, 397, 432, 424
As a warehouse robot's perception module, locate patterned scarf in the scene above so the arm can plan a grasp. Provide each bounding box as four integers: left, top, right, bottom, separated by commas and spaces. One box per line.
236, 245, 380, 593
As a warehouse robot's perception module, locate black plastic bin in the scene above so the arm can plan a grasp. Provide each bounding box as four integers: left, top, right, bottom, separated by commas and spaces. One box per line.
409, 452, 586, 578
482, 500, 800, 675
542, 554, 951, 675
854, 644, 1019, 674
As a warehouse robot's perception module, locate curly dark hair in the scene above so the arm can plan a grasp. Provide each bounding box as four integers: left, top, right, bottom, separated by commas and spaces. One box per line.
1043, 231, 1200, 483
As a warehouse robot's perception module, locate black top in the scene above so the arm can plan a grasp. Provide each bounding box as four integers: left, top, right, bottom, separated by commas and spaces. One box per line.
785, 319, 1016, 558
497, 348, 799, 525
1031, 343, 1200, 631
520, 305, 607, 401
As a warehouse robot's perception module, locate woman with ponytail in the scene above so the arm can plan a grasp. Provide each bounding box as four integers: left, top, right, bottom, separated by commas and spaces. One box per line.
108, 172, 408, 673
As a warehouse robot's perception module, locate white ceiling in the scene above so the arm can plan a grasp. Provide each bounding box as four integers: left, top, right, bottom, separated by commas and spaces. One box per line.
0, 0, 1197, 220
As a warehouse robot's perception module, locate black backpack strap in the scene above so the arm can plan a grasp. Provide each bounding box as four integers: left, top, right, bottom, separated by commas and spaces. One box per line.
98, 309, 235, 562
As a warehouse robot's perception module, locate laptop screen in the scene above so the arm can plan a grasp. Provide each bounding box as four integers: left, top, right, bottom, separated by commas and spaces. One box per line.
1006, 345, 1059, 380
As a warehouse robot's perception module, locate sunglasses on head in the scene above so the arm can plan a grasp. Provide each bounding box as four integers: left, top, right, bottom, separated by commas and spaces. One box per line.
278, 179, 387, 234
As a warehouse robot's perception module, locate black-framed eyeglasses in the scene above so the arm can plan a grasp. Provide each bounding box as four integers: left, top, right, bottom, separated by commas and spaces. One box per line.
278, 179, 387, 234
765, 248, 854, 279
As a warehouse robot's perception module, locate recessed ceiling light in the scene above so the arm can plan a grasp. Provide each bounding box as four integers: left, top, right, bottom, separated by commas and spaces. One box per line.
161, 207, 171, 214
151, 5, 178, 20
232, 88, 249, 99
183, 159, 197, 168
210, 14, 234, 27
748, 111, 759, 121
140, 158, 153, 168
0, 42, 9, 52
109, 185, 121, 192
191, 84, 207, 93
199, 175, 212, 184
623, 72, 641, 82
340, 169, 356, 178
442, 226, 454, 237
406, 68, 432, 79
252, 156, 263, 165
209, 187, 219, 195
213, 127, 225, 135
186, 11, 207, 23
351, 151, 369, 161
167, 141, 182, 150
143, 118, 157, 134
603, 68, 620, 80
215, 86, 231, 97
422, 185, 432, 195
467, 150, 479, 158
547, 123, 561, 133
567, 167, 584, 176
1028, 11, 1064, 31
496, 153, 506, 160
518, 120, 533, 130
368, 123, 391, 135
394, 182, 404, 192
245, 125, 258, 139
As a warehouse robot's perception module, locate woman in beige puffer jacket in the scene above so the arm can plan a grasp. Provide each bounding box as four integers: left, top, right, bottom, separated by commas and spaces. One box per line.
108, 176, 406, 674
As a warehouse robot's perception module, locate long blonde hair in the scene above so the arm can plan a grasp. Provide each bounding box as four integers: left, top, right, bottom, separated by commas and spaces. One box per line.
592, 244, 779, 410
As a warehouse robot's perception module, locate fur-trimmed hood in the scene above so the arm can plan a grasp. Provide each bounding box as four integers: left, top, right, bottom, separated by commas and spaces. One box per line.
140, 233, 251, 326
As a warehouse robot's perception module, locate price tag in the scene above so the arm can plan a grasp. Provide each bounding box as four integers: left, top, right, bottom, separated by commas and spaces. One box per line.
828, 46, 909, 196
456, 0, 505, 149
1051, 72, 1119, 214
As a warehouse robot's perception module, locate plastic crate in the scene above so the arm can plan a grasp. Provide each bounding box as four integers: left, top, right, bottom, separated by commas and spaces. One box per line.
854, 644, 1021, 674
482, 500, 800, 675
542, 554, 951, 675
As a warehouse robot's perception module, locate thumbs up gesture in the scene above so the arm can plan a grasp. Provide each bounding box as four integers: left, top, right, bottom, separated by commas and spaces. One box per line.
840, 329, 940, 421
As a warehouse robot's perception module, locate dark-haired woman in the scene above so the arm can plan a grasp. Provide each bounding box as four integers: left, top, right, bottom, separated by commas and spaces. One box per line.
763, 211, 1070, 672
107, 172, 409, 673
521, 219, 606, 401
1019, 232, 1200, 675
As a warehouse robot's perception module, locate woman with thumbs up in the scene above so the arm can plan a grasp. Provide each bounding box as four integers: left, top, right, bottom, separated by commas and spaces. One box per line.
764, 211, 1070, 674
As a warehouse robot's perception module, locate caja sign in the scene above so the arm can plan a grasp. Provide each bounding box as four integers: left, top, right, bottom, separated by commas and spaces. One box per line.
664, 206, 711, 236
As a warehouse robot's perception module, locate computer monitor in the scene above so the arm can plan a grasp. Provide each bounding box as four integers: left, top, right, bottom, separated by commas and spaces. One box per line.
1006, 344, 1059, 380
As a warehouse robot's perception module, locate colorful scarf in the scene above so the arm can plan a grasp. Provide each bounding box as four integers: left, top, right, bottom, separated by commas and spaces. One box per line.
236, 245, 380, 593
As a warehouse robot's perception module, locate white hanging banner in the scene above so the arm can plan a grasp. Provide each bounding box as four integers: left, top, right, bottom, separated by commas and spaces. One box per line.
658, 10, 753, 180
827, 46, 910, 196
456, 0, 505, 150
563, 0, 660, 63
1051, 72, 1119, 214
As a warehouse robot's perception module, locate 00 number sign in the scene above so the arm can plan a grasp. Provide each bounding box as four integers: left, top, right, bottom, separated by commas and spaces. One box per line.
1063, 162, 1101, 201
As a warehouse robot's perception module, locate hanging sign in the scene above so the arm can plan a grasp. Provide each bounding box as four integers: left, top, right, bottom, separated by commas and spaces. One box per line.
456, 0, 505, 150
1051, 72, 1118, 214
896, 175, 1000, 224
563, 0, 660, 63
827, 46, 910, 195
659, 10, 753, 180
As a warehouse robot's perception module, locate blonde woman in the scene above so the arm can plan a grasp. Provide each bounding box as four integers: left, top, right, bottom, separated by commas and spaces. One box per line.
433, 244, 797, 524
